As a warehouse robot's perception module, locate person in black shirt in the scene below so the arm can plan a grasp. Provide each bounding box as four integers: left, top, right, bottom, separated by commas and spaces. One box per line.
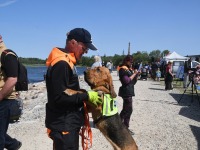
183, 58, 191, 88
118, 55, 139, 135
0, 35, 22, 150
45, 28, 102, 150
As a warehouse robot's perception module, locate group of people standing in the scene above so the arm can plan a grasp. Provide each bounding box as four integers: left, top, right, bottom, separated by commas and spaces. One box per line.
0, 28, 104, 150
91, 56, 113, 73
1, 27, 169, 150
41, 28, 140, 149
183, 59, 200, 88
160, 59, 200, 91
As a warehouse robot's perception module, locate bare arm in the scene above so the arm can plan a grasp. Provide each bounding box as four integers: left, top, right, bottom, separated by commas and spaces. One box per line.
169, 67, 173, 76
130, 69, 138, 80
0, 77, 17, 101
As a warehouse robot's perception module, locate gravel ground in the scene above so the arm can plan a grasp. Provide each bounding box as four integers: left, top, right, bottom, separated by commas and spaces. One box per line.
7, 71, 200, 150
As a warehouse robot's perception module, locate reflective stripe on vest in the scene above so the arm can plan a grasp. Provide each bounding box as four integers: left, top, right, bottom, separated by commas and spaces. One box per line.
102, 94, 118, 116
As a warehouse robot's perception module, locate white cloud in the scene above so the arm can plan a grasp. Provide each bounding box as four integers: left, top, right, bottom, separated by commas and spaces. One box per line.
0, 0, 17, 7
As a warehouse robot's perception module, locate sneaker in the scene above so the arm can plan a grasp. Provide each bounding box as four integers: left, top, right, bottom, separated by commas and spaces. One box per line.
128, 129, 135, 135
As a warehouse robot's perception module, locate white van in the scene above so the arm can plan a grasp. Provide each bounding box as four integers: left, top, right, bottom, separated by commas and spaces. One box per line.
191, 60, 200, 68
172, 61, 185, 74
172, 60, 200, 75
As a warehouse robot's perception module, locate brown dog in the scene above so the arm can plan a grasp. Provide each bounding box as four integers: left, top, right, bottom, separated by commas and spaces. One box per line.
64, 66, 138, 150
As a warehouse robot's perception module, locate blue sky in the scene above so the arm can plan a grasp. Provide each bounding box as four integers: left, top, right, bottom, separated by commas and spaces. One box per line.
0, 0, 200, 59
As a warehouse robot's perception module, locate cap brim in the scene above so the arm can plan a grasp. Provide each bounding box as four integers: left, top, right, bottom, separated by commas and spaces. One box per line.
86, 43, 97, 50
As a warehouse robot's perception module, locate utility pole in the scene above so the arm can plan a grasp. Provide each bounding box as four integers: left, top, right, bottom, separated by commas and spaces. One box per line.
128, 42, 130, 55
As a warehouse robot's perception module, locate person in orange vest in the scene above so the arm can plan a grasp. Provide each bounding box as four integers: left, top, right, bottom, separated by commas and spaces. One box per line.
45, 28, 103, 150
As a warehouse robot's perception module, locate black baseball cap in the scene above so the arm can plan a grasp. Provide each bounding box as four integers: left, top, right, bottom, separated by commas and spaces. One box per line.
67, 28, 97, 50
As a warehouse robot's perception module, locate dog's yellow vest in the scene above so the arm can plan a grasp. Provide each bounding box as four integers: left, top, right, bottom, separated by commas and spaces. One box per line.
102, 94, 118, 116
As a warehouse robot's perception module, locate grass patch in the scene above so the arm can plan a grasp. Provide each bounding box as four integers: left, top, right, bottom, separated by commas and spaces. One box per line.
159, 78, 199, 95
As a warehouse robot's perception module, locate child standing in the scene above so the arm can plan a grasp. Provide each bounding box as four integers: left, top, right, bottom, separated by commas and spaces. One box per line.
156, 68, 161, 81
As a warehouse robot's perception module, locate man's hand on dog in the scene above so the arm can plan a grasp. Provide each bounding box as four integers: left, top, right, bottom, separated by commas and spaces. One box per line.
87, 91, 103, 107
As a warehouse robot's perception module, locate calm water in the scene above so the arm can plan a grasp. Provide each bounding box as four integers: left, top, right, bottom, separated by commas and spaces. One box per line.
27, 66, 87, 83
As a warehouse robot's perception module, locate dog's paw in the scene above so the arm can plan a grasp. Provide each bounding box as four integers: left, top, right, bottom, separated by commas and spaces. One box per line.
97, 91, 103, 96
64, 89, 83, 96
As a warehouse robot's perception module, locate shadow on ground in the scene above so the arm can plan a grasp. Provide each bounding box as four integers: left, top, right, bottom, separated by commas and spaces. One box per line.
170, 93, 200, 107
178, 105, 200, 122
137, 92, 200, 122
190, 125, 200, 150
136, 99, 178, 106
148, 88, 166, 91
150, 83, 161, 85
169, 93, 200, 122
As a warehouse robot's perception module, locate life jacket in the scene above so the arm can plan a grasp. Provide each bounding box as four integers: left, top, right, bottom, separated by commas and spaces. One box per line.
119, 65, 131, 71
46, 47, 76, 69
102, 94, 118, 116
119, 65, 134, 80
118, 65, 136, 97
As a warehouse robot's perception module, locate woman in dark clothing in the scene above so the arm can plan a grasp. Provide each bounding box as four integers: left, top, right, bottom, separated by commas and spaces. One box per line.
118, 55, 139, 134
165, 61, 173, 90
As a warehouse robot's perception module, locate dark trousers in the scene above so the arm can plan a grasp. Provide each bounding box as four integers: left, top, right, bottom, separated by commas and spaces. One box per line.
165, 73, 173, 90
49, 129, 80, 150
0, 100, 19, 150
120, 97, 133, 128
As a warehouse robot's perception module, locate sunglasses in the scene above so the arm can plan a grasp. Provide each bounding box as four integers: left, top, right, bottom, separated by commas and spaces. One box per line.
78, 42, 88, 53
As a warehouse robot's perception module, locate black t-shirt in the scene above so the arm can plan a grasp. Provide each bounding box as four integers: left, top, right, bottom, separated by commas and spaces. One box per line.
2, 54, 18, 77
184, 60, 191, 73
45, 60, 88, 131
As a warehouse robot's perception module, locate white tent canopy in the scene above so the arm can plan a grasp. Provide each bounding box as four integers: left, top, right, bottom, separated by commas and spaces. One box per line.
163, 51, 189, 61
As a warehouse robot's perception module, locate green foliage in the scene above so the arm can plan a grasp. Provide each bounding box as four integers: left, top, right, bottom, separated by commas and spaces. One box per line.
19, 57, 46, 65
19, 49, 172, 67
78, 56, 94, 66
161, 50, 170, 57
149, 50, 161, 62
133, 51, 149, 64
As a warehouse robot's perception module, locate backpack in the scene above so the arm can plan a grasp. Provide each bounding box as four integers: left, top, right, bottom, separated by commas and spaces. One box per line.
1, 49, 28, 91
9, 98, 23, 123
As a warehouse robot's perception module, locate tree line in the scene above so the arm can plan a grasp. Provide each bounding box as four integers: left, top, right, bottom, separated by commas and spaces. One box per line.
19, 57, 46, 65
20, 49, 170, 67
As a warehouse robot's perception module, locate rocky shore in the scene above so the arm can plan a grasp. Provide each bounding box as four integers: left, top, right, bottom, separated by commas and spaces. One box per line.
7, 71, 200, 150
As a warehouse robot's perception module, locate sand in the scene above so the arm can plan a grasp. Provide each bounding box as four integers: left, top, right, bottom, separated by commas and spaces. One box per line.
7, 71, 200, 150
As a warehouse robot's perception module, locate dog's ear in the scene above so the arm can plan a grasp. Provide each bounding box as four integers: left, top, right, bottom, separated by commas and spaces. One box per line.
84, 66, 117, 98
107, 72, 117, 98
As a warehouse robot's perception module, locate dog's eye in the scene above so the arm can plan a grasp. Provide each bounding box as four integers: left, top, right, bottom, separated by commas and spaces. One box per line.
97, 67, 101, 72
